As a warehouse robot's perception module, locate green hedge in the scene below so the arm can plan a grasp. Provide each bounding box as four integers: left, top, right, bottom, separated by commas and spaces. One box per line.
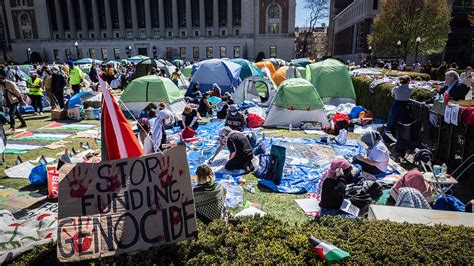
353, 76, 434, 119
15, 216, 474, 264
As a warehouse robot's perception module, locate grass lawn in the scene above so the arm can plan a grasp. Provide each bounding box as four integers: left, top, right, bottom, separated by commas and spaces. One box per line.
0, 114, 390, 225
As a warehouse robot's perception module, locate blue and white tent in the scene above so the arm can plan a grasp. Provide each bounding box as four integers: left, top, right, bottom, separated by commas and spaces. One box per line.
188, 59, 241, 94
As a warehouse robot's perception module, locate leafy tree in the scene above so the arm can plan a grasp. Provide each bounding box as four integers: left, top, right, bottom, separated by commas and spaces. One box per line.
368, 0, 451, 60
299, 0, 329, 58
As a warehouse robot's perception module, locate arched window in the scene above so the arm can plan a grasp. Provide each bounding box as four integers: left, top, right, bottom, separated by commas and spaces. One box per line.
19, 13, 32, 39
267, 4, 281, 34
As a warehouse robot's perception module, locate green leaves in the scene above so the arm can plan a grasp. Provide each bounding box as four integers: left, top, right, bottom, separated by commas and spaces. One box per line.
368, 0, 451, 59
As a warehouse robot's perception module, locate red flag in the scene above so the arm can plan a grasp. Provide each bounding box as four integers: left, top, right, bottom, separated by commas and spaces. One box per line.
99, 74, 143, 160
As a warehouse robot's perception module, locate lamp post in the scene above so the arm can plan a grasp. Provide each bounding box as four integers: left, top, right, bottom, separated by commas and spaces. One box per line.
152, 46, 157, 59
368, 45, 372, 66
396, 40, 401, 59
74, 41, 79, 59
414, 36, 421, 63
126, 46, 132, 57
26, 48, 31, 63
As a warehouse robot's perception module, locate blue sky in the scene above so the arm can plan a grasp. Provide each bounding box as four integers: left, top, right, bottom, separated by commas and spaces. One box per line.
295, 0, 329, 27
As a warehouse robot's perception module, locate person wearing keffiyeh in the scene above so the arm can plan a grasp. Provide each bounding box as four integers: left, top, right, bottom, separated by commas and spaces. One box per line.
193, 165, 226, 224
390, 169, 432, 203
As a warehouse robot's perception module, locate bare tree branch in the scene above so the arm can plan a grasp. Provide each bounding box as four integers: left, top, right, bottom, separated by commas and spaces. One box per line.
299, 0, 329, 58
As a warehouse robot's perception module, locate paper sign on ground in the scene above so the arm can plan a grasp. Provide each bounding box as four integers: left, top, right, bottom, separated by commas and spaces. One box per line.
0, 188, 46, 213
4, 162, 35, 179
295, 198, 320, 213
57, 145, 197, 262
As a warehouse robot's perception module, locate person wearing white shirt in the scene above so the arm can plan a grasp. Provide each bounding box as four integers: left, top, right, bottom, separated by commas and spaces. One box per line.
353, 131, 390, 175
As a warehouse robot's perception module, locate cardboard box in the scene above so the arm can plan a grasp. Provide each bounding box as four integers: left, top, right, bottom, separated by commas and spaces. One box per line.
51, 109, 67, 121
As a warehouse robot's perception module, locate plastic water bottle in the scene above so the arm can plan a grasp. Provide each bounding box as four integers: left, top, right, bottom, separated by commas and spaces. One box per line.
441, 163, 447, 179
289, 124, 292, 132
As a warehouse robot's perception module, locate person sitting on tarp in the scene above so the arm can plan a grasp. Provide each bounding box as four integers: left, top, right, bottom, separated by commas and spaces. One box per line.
139, 103, 157, 119
197, 92, 215, 117
388, 169, 432, 205
210, 83, 222, 97
185, 82, 202, 104
208, 127, 256, 174
318, 159, 356, 219
137, 118, 153, 154
157, 102, 175, 129
353, 131, 390, 175
180, 105, 199, 130
216, 93, 235, 119
193, 164, 226, 224
225, 104, 247, 132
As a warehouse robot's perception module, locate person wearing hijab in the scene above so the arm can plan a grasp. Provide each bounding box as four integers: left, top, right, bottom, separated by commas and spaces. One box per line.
390, 169, 432, 203
210, 83, 222, 97
353, 131, 390, 175
197, 92, 215, 117
137, 118, 154, 154
395, 187, 431, 209
318, 159, 356, 219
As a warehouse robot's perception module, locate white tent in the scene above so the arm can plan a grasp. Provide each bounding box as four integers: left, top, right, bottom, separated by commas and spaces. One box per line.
232, 76, 277, 107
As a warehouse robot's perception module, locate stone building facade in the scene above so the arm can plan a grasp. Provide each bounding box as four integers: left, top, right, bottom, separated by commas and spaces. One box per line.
0, 0, 296, 63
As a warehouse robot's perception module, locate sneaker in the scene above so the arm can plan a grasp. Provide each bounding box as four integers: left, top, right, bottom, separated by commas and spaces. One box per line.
34, 112, 38, 115
39, 112, 44, 115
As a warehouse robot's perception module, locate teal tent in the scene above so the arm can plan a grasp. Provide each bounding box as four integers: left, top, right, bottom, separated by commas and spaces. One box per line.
231, 58, 263, 80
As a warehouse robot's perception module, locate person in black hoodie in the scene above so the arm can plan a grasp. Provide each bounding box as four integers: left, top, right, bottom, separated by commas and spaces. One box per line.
50, 66, 67, 109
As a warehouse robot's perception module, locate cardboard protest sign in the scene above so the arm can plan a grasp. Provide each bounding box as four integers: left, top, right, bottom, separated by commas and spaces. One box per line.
57, 145, 197, 262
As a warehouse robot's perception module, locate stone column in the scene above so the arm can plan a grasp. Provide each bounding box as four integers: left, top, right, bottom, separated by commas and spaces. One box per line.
145, 0, 152, 37
172, 0, 179, 36
227, 0, 232, 35
54, 0, 65, 39
186, 0, 192, 36
105, 0, 113, 37
79, 0, 88, 38
213, 0, 219, 35
199, 0, 205, 36
158, 0, 165, 37
117, 0, 125, 37
91, 0, 101, 38
66, 0, 76, 38
131, 0, 139, 37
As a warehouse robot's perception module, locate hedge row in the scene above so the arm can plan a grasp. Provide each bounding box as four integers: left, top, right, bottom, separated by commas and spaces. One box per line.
353, 76, 434, 119
381, 70, 432, 81
15, 216, 474, 264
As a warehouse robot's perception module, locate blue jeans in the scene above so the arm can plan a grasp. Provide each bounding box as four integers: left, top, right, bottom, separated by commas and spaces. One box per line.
385, 100, 409, 133
319, 208, 356, 220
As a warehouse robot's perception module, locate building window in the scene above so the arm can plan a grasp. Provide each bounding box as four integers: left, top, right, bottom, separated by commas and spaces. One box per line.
207, 30, 212, 37
78, 33, 83, 39
84, 0, 94, 30
123, 0, 133, 28
53, 49, 60, 61
168, 31, 173, 37
65, 49, 72, 60
180, 47, 186, 59
137, 0, 146, 28
102, 32, 107, 38
59, 0, 70, 30
111, 0, 120, 29
205, 0, 213, 26
114, 48, 120, 59
97, 0, 107, 29
72, 0, 82, 30
206, 47, 213, 58
19, 13, 33, 39
235, 29, 240, 36
181, 31, 186, 37
373, 0, 378, 10
89, 48, 96, 58
77, 49, 84, 58
115, 32, 120, 38
218, 0, 227, 26
55, 34, 59, 39
194, 30, 199, 37
150, 0, 160, 28
232, 0, 241, 26
66, 33, 71, 39
193, 47, 200, 59
166, 47, 174, 60
101, 48, 108, 59
164, 0, 173, 27
269, 46, 277, 58
177, 0, 186, 27
191, 0, 200, 27
267, 4, 281, 34
221, 30, 226, 36
91, 33, 95, 39
233, 46, 240, 58
220, 47, 226, 58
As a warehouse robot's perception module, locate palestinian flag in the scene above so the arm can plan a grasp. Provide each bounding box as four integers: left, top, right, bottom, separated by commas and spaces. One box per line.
308, 236, 350, 262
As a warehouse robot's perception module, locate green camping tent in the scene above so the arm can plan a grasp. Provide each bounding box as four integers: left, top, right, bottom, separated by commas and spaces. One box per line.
297, 66, 306, 79
274, 78, 324, 110
230, 58, 263, 80
182, 65, 193, 79
305, 59, 356, 101
120, 75, 186, 116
